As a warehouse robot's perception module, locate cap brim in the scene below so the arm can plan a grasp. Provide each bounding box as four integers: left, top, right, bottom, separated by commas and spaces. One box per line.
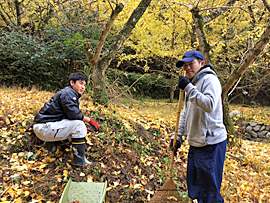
176, 57, 196, 67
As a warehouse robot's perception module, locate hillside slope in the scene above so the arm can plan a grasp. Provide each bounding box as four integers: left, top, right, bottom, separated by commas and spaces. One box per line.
0, 88, 269, 202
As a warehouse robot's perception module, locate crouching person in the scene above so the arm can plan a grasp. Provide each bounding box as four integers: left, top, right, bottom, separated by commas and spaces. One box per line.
33, 72, 99, 166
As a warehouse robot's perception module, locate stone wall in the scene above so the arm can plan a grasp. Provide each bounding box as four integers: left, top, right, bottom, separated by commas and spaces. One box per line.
241, 122, 270, 142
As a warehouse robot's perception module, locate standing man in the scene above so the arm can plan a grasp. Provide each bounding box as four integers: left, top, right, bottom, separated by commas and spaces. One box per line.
170, 50, 227, 202
33, 72, 99, 166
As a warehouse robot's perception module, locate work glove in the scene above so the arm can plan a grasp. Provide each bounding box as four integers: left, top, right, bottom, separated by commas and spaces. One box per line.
170, 139, 181, 156
178, 76, 190, 90
89, 119, 99, 132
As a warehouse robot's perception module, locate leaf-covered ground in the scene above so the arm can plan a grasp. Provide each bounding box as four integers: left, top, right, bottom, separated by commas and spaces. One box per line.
0, 88, 269, 202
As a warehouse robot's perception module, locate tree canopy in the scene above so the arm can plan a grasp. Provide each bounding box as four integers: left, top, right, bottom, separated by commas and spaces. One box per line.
0, 0, 269, 105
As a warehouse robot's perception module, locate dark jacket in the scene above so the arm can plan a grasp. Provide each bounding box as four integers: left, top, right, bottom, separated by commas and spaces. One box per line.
34, 86, 84, 123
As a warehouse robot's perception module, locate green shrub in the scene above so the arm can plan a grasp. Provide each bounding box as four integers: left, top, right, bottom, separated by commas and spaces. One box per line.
0, 31, 66, 90
0, 21, 104, 90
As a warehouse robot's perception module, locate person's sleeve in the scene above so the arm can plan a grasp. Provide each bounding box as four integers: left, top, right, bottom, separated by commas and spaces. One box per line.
184, 74, 221, 113
60, 93, 84, 120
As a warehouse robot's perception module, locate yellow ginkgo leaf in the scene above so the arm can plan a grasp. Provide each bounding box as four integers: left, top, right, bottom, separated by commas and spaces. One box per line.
63, 170, 68, 178
33, 176, 42, 181
50, 0, 55, 6
36, 194, 44, 200
24, 190, 30, 197
50, 185, 57, 191
39, 164, 48, 169
44, 157, 55, 163
19, 128, 25, 133
129, 182, 134, 188
5, 118, 10, 125
8, 187, 16, 198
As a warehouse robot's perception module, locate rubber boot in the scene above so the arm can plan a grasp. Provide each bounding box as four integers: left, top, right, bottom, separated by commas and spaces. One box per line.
45, 141, 62, 153
71, 138, 94, 166
45, 139, 70, 153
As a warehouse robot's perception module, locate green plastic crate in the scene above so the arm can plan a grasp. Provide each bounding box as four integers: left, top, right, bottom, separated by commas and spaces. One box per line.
59, 178, 107, 203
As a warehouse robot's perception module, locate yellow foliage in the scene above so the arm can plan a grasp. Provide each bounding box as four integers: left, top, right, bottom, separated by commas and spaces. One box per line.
63, 170, 69, 178
1, 88, 270, 202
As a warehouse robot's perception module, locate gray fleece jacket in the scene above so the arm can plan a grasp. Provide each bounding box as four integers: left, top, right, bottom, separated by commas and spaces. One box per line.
173, 66, 227, 147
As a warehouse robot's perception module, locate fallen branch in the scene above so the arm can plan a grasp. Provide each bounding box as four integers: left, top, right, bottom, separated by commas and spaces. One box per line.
0, 185, 11, 198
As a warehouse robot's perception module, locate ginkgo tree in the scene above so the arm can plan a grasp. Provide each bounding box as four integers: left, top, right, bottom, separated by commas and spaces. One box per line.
123, 0, 270, 141
1, 0, 269, 108
0, 0, 55, 33
117, 1, 193, 102
0, 0, 153, 104
84, 0, 153, 105
119, 0, 246, 101
183, 0, 270, 137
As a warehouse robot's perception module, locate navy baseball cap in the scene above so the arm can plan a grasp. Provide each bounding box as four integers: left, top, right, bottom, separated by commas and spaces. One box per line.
176, 50, 204, 67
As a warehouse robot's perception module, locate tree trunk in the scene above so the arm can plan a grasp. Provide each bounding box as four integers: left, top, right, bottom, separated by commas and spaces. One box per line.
191, 3, 270, 146
222, 24, 270, 99
220, 23, 270, 145
15, 0, 21, 28
93, 0, 152, 105
223, 97, 236, 146
191, 8, 212, 64
90, 3, 124, 105
99, 0, 152, 74
263, 0, 270, 11
92, 64, 108, 105
191, 0, 239, 64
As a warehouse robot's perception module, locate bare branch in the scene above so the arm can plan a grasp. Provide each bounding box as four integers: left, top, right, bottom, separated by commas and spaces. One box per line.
99, 0, 152, 74
228, 77, 242, 96
15, 0, 22, 27
161, 0, 192, 9
162, 0, 261, 12
222, 24, 270, 99
107, 0, 114, 11
199, 2, 262, 12
262, 0, 270, 12
236, 72, 270, 89
0, 4, 10, 27
0, 3, 16, 28
107, 74, 145, 104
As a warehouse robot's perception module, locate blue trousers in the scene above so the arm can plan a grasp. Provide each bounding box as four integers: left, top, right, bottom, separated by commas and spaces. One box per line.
187, 140, 227, 203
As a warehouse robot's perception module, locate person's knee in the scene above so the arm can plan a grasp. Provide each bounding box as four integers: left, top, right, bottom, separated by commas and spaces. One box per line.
71, 120, 87, 138
70, 120, 84, 125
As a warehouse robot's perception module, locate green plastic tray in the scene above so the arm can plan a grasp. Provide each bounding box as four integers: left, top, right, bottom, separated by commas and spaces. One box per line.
59, 178, 107, 203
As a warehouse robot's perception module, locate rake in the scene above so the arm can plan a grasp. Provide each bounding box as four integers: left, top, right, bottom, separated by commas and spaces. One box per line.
150, 72, 186, 202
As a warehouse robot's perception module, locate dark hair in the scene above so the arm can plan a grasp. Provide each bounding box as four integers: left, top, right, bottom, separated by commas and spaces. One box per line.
68, 72, 88, 86
197, 58, 203, 64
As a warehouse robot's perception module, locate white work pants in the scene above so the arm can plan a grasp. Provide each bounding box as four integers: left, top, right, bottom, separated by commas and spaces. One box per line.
33, 119, 87, 142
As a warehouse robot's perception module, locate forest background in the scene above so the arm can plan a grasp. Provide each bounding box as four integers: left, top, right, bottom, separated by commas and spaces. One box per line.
0, 0, 270, 202
1, 0, 270, 106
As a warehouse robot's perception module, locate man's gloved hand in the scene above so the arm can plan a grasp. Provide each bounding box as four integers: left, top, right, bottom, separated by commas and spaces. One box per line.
170, 139, 181, 156
178, 76, 190, 90
89, 119, 99, 132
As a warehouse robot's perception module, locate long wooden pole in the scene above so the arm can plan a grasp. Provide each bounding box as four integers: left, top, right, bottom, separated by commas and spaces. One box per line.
170, 71, 186, 178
